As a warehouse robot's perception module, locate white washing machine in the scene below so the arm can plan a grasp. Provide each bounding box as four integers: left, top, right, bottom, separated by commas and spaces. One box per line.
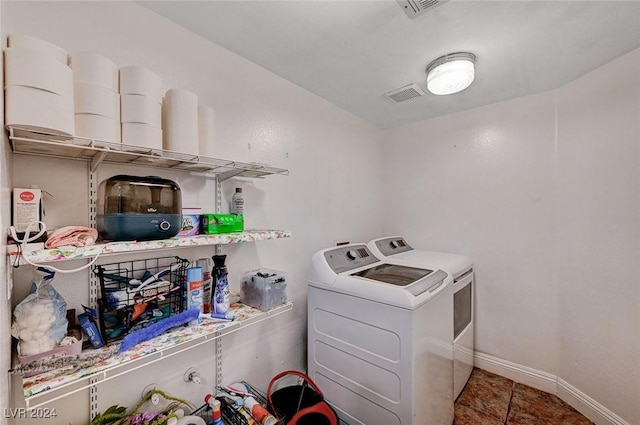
368, 237, 474, 400
308, 243, 454, 425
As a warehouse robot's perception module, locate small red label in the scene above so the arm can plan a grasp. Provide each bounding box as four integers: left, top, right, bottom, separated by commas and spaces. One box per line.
19, 191, 35, 202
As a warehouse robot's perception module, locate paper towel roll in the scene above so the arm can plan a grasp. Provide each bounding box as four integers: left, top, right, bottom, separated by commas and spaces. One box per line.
198, 105, 216, 158
122, 122, 163, 151
119, 66, 162, 103
74, 82, 120, 118
121, 94, 162, 127
4, 47, 72, 95
163, 89, 199, 156
75, 114, 121, 143
7, 34, 68, 64
5, 86, 74, 136
70, 51, 119, 91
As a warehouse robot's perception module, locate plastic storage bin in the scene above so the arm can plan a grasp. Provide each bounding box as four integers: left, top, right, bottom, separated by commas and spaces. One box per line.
240, 269, 287, 311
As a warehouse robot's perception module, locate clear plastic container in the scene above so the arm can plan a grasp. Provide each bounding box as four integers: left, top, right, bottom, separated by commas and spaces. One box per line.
240, 268, 287, 311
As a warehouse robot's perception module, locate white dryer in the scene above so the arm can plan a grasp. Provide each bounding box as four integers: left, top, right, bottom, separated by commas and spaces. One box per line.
368, 237, 474, 400
308, 243, 454, 425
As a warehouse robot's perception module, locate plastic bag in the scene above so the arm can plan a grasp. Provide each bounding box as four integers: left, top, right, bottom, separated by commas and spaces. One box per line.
11, 267, 69, 357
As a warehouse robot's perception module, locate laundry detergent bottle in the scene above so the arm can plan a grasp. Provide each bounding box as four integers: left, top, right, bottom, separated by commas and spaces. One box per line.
212, 255, 230, 315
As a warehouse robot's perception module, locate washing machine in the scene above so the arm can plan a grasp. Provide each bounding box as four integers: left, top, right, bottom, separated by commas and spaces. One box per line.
308, 243, 454, 425
367, 237, 474, 400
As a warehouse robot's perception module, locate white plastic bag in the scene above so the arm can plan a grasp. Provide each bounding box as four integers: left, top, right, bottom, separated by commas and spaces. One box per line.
11, 267, 68, 357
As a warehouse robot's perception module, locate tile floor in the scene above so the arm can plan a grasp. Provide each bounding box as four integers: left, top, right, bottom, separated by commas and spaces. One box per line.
454, 368, 594, 425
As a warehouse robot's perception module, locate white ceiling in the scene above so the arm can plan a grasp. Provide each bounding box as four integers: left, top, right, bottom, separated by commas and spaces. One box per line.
139, 0, 640, 129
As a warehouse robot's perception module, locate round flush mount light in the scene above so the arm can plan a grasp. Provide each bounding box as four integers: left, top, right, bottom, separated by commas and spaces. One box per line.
426, 52, 476, 95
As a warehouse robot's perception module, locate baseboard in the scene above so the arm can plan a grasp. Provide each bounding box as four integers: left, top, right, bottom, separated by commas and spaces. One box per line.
473, 351, 556, 393
557, 379, 630, 425
473, 352, 631, 425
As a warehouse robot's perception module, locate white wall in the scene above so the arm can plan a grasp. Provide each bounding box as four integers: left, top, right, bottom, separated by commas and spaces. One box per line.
383, 49, 640, 423
1, 2, 384, 424
0, 3, 13, 425
383, 90, 559, 371
555, 49, 640, 423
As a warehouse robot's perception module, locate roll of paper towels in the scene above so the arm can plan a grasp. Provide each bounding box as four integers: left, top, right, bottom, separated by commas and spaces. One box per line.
163, 89, 199, 156
198, 105, 216, 158
4, 47, 72, 95
5, 86, 74, 136
70, 52, 119, 91
122, 123, 163, 151
74, 82, 120, 119
75, 114, 121, 143
120, 66, 162, 103
7, 34, 68, 64
121, 94, 162, 127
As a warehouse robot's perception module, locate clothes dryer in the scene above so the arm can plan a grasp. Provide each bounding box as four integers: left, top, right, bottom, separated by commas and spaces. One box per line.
368, 237, 474, 400
308, 243, 454, 425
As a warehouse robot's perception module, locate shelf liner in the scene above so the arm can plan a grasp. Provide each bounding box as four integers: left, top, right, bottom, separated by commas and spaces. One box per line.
22, 302, 292, 399
14, 230, 292, 264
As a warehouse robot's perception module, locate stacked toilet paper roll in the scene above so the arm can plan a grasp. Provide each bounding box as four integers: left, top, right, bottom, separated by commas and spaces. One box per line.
120, 66, 163, 151
4, 35, 74, 136
163, 89, 199, 156
70, 52, 121, 143
198, 105, 216, 158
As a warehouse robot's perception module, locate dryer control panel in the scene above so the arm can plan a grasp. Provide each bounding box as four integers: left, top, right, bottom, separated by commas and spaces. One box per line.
323, 244, 379, 274
374, 237, 414, 256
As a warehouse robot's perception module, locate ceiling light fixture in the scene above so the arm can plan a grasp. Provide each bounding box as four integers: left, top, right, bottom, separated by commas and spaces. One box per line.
426, 52, 476, 95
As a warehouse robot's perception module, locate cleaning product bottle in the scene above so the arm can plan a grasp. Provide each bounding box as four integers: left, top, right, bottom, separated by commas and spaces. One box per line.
204, 395, 225, 425
197, 258, 213, 314
212, 255, 230, 315
231, 187, 244, 215
244, 396, 277, 425
186, 267, 204, 326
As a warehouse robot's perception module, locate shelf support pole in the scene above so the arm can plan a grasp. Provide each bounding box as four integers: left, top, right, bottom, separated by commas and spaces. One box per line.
88, 165, 98, 310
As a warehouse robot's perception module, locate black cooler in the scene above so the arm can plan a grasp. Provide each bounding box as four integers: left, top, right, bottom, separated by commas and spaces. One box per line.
97, 175, 182, 241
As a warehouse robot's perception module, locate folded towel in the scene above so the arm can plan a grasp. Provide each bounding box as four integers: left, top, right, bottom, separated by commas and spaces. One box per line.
44, 226, 98, 249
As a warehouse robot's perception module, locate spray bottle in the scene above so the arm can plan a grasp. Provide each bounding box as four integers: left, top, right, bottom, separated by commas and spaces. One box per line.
204, 395, 225, 425
197, 258, 213, 314
212, 255, 230, 315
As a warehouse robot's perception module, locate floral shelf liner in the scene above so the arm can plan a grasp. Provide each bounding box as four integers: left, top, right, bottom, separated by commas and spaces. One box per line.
14, 230, 292, 264
22, 302, 292, 399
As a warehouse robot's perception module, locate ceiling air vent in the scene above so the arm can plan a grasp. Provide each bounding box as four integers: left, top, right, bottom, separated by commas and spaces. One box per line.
396, 0, 449, 19
384, 84, 426, 103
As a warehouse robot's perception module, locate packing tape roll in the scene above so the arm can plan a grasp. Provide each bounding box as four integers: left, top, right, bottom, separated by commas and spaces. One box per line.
119, 65, 162, 103
122, 122, 163, 151
75, 114, 121, 143
121, 94, 162, 127
74, 82, 120, 119
4, 47, 72, 95
198, 105, 216, 158
70, 51, 119, 91
163, 89, 199, 156
5, 86, 74, 136
7, 34, 68, 64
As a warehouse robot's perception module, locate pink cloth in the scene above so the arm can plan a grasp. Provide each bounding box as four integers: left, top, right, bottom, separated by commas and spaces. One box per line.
44, 226, 98, 249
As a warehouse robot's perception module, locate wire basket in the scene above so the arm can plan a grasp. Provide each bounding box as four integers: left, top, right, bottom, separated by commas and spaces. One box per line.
192, 382, 274, 425
93, 256, 189, 344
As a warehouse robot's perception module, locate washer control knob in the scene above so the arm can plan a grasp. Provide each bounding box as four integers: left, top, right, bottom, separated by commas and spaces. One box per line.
159, 220, 172, 231
390, 240, 400, 249
346, 250, 358, 260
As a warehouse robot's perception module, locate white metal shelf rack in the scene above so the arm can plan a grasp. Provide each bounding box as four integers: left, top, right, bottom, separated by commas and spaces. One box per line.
7, 126, 289, 180
6, 126, 292, 418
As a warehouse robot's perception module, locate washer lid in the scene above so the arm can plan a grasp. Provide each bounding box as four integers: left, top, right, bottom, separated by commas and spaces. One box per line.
351, 263, 432, 286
